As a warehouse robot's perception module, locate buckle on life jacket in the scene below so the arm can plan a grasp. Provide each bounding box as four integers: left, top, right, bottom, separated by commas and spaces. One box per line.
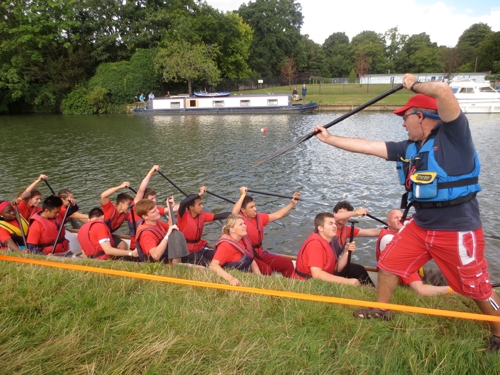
410, 172, 437, 184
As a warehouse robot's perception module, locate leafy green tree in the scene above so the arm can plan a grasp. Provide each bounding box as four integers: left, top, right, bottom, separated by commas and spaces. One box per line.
477, 32, 500, 73
396, 33, 443, 73
384, 27, 407, 73
237, 0, 305, 77
301, 35, 327, 75
154, 41, 220, 95
351, 31, 388, 74
322, 32, 351, 77
456, 23, 493, 72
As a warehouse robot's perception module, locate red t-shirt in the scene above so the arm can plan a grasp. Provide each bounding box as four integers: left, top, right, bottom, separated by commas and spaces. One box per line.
295, 233, 336, 279
101, 200, 126, 231
17, 200, 41, 220
336, 225, 361, 249
213, 239, 247, 267
88, 221, 114, 260
177, 211, 215, 252
137, 221, 169, 257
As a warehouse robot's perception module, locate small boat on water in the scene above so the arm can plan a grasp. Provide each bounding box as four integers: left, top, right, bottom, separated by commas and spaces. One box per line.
449, 79, 500, 114
134, 93, 319, 115
193, 91, 231, 97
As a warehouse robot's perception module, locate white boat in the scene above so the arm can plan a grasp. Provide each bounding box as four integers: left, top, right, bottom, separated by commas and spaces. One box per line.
134, 93, 318, 114
449, 79, 500, 114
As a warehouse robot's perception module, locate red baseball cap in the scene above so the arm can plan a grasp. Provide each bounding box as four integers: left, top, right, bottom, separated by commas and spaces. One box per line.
393, 94, 438, 116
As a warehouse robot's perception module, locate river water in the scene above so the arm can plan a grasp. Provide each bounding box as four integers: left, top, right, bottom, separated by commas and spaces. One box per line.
1, 112, 499, 278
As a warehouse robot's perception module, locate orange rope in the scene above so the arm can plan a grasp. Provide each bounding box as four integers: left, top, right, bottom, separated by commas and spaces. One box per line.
1, 254, 500, 323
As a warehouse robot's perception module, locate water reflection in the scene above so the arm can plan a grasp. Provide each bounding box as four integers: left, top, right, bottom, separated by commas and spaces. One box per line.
1, 112, 499, 279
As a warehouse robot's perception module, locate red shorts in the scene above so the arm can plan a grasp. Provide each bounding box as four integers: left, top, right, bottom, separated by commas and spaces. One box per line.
378, 219, 492, 300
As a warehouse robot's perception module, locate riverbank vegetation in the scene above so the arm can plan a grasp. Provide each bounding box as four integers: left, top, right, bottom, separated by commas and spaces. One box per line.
1, 255, 500, 374
1, 0, 499, 115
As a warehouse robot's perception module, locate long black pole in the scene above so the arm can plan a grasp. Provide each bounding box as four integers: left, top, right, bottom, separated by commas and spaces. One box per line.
43, 179, 56, 195
246, 189, 329, 207
345, 219, 357, 278
157, 171, 188, 197
51, 203, 72, 254
253, 84, 404, 167
366, 213, 388, 226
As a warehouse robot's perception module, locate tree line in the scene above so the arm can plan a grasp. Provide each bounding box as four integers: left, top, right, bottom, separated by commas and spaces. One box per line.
1, 0, 499, 114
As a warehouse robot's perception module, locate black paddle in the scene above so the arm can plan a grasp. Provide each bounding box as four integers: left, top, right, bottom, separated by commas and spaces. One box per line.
246, 189, 330, 207
204, 190, 285, 228
366, 213, 388, 226
166, 200, 190, 261
156, 171, 222, 228
51, 202, 72, 254
485, 235, 500, 241
14, 205, 27, 249
42, 179, 56, 195
345, 218, 358, 278
253, 84, 404, 167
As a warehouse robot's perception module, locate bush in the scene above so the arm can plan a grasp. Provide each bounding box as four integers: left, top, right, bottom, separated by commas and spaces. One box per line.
60, 86, 94, 115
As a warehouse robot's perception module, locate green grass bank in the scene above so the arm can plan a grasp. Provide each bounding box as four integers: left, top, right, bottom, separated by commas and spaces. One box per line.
241, 83, 414, 110
1, 255, 499, 374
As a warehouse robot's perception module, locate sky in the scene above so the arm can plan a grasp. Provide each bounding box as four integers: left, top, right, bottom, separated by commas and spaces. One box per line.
205, 0, 500, 47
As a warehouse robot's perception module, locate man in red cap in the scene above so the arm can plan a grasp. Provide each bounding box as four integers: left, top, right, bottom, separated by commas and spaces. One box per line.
312, 73, 500, 352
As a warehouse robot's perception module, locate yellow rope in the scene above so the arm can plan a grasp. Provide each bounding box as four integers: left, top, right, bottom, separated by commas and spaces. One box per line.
1, 254, 499, 323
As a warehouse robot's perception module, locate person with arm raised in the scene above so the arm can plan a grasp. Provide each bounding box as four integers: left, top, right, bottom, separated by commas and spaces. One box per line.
231, 186, 298, 277
314, 74, 500, 352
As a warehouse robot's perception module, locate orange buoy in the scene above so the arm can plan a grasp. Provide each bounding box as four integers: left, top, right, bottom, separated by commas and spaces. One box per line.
261, 128, 267, 134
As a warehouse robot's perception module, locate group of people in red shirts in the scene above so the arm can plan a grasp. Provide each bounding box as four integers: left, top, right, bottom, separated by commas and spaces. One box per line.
0, 168, 445, 294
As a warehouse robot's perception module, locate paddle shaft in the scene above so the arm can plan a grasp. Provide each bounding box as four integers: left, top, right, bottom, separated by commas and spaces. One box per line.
246, 189, 329, 207
14, 206, 27, 248
157, 170, 188, 197
51, 203, 72, 254
345, 221, 356, 278
129, 204, 146, 261
253, 84, 404, 167
43, 179, 56, 195
366, 213, 387, 226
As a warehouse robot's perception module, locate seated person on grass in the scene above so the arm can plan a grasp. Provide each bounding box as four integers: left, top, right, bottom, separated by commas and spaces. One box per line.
134, 198, 189, 263
177, 186, 230, 266
377, 209, 452, 296
58, 188, 89, 225
294, 212, 360, 286
16, 174, 47, 219
26, 196, 69, 255
332, 201, 379, 285
209, 214, 261, 286
78, 207, 139, 260
0, 200, 29, 253
231, 187, 298, 277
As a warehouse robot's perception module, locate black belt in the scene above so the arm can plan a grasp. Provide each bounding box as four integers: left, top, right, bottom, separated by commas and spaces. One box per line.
294, 269, 311, 279
89, 251, 106, 259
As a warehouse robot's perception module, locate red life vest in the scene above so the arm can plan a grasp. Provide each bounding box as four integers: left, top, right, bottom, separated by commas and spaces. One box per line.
103, 205, 126, 233
77, 219, 113, 260
29, 213, 68, 254
136, 221, 167, 261
295, 232, 336, 279
178, 212, 208, 252
214, 234, 254, 271
241, 212, 265, 258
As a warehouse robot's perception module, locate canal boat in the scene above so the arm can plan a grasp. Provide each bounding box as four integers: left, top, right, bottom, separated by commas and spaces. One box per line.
134, 93, 319, 114
449, 79, 500, 114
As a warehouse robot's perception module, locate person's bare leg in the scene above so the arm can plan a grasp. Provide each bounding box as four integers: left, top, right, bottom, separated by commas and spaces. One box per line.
474, 292, 500, 336
377, 269, 399, 304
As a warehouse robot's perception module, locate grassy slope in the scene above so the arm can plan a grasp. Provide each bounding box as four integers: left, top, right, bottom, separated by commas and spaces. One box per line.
240, 84, 415, 106
1, 255, 499, 375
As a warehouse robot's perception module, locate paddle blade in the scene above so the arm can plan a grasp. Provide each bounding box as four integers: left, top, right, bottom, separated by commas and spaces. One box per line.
167, 231, 190, 260
253, 132, 314, 168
